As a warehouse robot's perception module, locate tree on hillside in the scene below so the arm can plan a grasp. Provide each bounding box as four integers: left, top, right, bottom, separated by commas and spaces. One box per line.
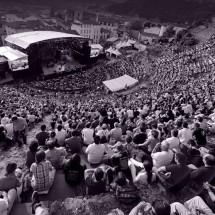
129, 19, 143, 31
144, 21, 151, 28
163, 25, 176, 38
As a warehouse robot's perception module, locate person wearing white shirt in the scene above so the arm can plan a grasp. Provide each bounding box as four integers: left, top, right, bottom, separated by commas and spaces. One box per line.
86, 136, 106, 165
0, 189, 16, 215
166, 129, 180, 150
55, 125, 67, 146
127, 108, 134, 118
178, 122, 193, 146
151, 141, 174, 169
1, 114, 9, 129
82, 122, 94, 145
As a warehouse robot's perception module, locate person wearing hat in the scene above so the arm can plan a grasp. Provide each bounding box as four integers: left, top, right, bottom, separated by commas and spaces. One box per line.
96, 124, 110, 140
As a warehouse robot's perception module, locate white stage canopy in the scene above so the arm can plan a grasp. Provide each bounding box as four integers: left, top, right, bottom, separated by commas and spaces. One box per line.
5, 31, 83, 49
103, 74, 138, 92
0, 46, 27, 61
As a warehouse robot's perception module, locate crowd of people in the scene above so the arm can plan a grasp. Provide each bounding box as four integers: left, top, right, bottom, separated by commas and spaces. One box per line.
30, 59, 146, 91
0, 35, 215, 215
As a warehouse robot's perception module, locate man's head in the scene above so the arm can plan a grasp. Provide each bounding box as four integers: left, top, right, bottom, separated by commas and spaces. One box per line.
94, 168, 104, 181
41, 124, 46, 131
151, 199, 171, 215
114, 122, 119, 128
175, 152, 187, 165
6, 163, 17, 175
86, 122, 91, 128
171, 129, 178, 137
94, 135, 100, 145
194, 122, 200, 129
29, 139, 39, 152
203, 154, 215, 167
115, 172, 127, 186
151, 130, 159, 139
183, 122, 188, 128
35, 150, 46, 163
161, 140, 169, 152
46, 140, 55, 150
57, 124, 62, 131
11, 115, 18, 122
102, 124, 107, 130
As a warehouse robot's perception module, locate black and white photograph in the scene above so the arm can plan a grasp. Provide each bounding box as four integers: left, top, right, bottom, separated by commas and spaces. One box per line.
0, 0, 215, 215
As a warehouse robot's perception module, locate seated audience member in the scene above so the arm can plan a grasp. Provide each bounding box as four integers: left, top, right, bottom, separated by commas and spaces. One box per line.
133, 160, 156, 186
138, 130, 159, 154
193, 122, 207, 146
111, 143, 130, 177
190, 154, 215, 195
31, 191, 50, 215
0, 189, 17, 215
114, 172, 140, 204
35, 125, 50, 147
12, 115, 28, 147
96, 124, 110, 140
85, 166, 113, 195
26, 139, 39, 169
82, 122, 94, 146
86, 135, 107, 166
65, 130, 82, 154
5, 118, 13, 138
151, 141, 174, 168
0, 125, 14, 150
202, 182, 215, 212
186, 139, 204, 167
55, 125, 67, 146
178, 122, 192, 146
133, 125, 147, 145
45, 140, 66, 169
0, 163, 22, 192
166, 129, 180, 150
64, 153, 86, 185
0, 163, 23, 202
128, 196, 214, 215
155, 152, 191, 192
30, 150, 56, 193
109, 123, 123, 142
46, 131, 58, 147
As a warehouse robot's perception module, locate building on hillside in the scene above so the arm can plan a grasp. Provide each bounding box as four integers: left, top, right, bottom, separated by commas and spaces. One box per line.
71, 19, 101, 43
56, 17, 71, 31
97, 15, 118, 37
6, 11, 38, 23
5, 20, 40, 35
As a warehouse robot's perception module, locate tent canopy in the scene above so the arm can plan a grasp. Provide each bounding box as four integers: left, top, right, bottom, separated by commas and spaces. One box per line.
103, 74, 138, 92
5, 31, 83, 49
90, 44, 103, 50
0, 46, 28, 61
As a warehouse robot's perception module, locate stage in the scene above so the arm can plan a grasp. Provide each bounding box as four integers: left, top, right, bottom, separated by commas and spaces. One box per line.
42, 60, 85, 76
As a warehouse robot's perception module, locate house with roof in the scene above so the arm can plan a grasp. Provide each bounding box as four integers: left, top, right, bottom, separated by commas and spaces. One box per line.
97, 15, 119, 37
71, 19, 102, 43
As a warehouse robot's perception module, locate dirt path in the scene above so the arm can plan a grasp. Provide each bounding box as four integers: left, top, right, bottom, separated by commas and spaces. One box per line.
0, 115, 52, 177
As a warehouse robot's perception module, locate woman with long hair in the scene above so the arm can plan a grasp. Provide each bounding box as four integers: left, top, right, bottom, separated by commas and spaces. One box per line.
133, 160, 156, 186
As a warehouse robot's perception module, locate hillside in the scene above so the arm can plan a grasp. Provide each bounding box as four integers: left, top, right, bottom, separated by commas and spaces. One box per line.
108, 0, 215, 23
